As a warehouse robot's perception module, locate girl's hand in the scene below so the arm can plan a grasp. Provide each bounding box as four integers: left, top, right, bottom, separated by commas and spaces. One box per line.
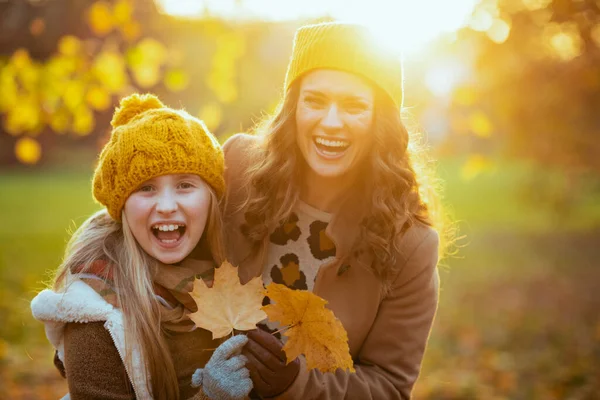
192, 335, 252, 400
242, 329, 300, 398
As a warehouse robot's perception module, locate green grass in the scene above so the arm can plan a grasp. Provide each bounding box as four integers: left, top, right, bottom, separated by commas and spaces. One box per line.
438, 158, 600, 233
1, 160, 599, 398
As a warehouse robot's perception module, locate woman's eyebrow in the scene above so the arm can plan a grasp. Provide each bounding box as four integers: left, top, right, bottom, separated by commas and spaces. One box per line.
302, 90, 327, 97
303, 90, 369, 102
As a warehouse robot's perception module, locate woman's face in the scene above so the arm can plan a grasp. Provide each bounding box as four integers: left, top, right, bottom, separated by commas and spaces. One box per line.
295, 69, 375, 179
123, 174, 211, 264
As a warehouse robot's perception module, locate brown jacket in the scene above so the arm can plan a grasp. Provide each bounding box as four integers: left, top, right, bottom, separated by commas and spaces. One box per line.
223, 133, 440, 400
63, 322, 213, 400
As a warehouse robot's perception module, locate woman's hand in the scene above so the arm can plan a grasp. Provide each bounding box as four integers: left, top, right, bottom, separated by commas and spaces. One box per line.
242, 329, 300, 398
192, 335, 252, 400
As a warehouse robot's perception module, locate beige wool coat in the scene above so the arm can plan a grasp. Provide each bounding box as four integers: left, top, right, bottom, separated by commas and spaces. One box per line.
223, 133, 440, 400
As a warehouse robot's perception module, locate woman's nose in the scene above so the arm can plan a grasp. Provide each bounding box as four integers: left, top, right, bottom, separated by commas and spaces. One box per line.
321, 104, 343, 129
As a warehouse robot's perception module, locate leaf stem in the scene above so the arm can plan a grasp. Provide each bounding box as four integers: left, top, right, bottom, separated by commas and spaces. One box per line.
271, 323, 295, 336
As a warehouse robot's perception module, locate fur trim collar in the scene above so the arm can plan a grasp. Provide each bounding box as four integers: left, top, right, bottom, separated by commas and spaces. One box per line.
31, 280, 151, 399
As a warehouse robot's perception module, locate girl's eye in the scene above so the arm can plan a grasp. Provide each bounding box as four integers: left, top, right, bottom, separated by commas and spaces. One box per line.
138, 185, 154, 192
178, 182, 195, 189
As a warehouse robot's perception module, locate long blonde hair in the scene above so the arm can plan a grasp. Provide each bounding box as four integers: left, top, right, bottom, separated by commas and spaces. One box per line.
241, 81, 454, 281
53, 189, 224, 400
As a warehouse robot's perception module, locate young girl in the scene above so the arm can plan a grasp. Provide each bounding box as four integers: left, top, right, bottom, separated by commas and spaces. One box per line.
31, 94, 252, 400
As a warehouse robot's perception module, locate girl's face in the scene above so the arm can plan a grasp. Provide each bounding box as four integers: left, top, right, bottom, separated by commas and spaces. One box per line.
123, 174, 211, 264
295, 69, 375, 179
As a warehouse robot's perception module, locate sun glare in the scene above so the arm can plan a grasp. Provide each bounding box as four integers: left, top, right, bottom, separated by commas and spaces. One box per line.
156, 0, 479, 54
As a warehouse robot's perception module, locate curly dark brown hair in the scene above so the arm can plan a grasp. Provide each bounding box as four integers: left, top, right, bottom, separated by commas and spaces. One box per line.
241, 80, 452, 281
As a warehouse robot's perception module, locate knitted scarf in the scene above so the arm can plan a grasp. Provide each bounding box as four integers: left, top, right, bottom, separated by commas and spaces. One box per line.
73, 257, 214, 333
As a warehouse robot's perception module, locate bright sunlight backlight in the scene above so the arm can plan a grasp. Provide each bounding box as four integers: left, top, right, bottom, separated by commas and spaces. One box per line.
156, 0, 479, 55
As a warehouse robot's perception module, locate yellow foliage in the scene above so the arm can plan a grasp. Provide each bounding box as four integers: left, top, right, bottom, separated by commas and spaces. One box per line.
88, 1, 114, 37
208, 79, 237, 104
469, 111, 493, 138
522, 0, 552, 11
17, 63, 40, 92
132, 65, 160, 88
6, 99, 41, 135
127, 39, 167, 87
189, 261, 267, 339
164, 68, 190, 92
137, 38, 167, 66
198, 102, 223, 132
49, 109, 70, 134
93, 50, 128, 93
543, 23, 583, 62
453, 87, 477, 106
121, 21, 141, 42
63, 81, 86, 111
113, 0, 133, 25
15, 137, 42, 165
46, 55, 76, 78
205, 33, 245, 104
460, 154, 494, 181
86, 85, 111, 111
72, 106, 95, 136
263, 283, 355, 373
58, 36, 81, 57
0, 67, 18, 112
11, 49, 32, 70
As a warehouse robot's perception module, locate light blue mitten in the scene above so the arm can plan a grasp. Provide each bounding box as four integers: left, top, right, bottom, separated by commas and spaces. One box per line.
191, 335, 252, 400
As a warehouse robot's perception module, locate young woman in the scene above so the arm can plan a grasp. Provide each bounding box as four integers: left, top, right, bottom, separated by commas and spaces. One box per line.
225, 22, 448, 399
31, 94, 252, 400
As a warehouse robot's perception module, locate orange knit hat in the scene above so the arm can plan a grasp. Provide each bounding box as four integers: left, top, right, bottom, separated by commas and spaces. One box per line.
284, 22, 404, 108
92, 94, 224, 221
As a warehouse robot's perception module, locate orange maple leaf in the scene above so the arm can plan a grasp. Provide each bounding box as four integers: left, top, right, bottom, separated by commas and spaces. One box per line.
189, 261, 266, 339
263, 282, 355, 373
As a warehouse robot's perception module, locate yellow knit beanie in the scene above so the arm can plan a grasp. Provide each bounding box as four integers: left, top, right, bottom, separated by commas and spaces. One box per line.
92, 93, 225, 221
284, 22, 404, 108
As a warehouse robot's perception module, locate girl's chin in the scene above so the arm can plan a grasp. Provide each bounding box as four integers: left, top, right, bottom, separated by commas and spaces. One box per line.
149, 235, 191, 264
152, 251, 187, 265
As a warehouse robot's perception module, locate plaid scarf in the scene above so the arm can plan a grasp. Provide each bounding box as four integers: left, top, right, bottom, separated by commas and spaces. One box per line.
74, 258, 214, 332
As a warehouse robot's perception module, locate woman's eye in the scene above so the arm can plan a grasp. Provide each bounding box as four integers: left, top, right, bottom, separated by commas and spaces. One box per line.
305, 97, 326, 108
345, 103, 367, 114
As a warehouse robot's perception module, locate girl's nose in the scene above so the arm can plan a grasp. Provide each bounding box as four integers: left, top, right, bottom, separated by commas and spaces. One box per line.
156, 191, 177, 214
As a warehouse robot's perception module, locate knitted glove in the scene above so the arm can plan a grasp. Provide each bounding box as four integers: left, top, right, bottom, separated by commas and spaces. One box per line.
191, 335, 252, 400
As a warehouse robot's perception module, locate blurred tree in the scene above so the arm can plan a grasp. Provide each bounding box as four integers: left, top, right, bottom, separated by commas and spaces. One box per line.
0, 0, 298, 167
0, 0, 173, 166
450, 0, 600, 174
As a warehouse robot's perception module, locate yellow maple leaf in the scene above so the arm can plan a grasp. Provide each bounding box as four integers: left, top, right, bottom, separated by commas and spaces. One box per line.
263, 282, 355, 373
189, 261, 266, 339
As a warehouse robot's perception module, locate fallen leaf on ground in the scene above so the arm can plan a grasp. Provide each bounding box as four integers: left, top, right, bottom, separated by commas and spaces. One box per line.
263, 282, 355, 373
189, 261, 266, 339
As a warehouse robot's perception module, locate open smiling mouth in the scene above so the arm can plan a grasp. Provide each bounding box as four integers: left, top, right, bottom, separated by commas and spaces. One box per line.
151, 223, 186, 246
313, 136, 351, 159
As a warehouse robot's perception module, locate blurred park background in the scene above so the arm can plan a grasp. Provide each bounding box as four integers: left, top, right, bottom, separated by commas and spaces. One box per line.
1, 0, 599, 398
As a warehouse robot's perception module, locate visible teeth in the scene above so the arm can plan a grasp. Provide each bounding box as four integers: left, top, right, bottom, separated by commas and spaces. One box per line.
153, 224, 183, 231
315, 137, 349, 148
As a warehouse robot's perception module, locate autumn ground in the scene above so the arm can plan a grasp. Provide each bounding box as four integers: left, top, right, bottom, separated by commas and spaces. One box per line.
1, 159, 599, 399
